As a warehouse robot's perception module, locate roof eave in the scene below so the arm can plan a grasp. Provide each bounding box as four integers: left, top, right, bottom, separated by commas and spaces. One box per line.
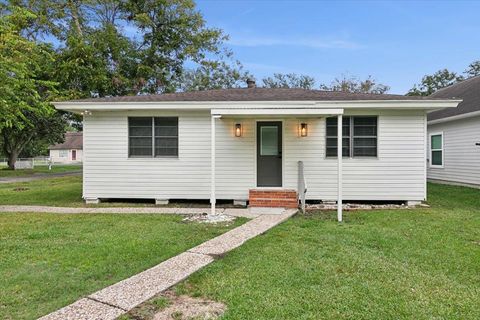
53, 99, 462, 114
428, 109, 480, 125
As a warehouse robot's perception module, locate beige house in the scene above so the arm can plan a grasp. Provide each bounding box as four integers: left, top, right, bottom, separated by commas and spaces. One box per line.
49, 132, 83, 163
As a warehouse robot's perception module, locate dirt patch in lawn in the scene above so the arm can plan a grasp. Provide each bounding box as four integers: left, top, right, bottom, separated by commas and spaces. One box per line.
121, 290, 226, 320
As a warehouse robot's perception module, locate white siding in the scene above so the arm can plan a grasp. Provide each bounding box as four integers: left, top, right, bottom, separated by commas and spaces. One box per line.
83, 109, 427, 201
427, 116, 480, 186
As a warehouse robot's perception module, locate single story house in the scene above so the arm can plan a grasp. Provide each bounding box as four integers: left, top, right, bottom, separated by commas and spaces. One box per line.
54, 80, 459, 219
49, 132, 83, 163
427, 75, 480, 187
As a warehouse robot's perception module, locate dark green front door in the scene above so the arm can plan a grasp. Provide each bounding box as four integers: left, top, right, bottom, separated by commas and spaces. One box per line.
257, 121, 282, 187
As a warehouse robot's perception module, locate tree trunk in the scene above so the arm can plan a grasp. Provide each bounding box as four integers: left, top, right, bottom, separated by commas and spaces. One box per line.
7, 150, 19, 170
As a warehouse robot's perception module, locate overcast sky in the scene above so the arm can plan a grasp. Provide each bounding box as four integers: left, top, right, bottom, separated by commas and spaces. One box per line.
196, 0, 480, 94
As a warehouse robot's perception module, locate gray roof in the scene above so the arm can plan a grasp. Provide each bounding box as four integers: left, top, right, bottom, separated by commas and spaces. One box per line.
49, 132, 83, 150
428, 75, 480, 121
68, 88, 443, 103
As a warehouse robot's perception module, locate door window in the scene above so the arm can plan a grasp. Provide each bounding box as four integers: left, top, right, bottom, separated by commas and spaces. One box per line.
260, 126, 279, 156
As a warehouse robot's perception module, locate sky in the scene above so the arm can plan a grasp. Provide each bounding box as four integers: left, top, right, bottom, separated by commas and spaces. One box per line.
195, 0, 480, 94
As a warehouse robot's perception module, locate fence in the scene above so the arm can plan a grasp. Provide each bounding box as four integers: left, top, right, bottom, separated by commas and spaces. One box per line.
0, 157, 82, 169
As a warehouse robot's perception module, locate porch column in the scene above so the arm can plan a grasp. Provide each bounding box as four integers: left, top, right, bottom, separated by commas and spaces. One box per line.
211, 114, 221, 215
337, 114, 343, 222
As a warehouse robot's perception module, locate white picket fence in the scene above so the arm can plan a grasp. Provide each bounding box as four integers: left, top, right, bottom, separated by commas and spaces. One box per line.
0, 157, 81, 169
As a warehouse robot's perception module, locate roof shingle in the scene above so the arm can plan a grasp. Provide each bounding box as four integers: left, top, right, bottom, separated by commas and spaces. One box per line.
49, 132, 83, 150
428, 75, 480, 121
66, 88, 443, 103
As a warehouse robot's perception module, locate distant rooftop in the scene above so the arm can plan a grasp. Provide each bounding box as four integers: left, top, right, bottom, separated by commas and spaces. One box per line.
428, 75, 480, 121
49, 132, 83, 150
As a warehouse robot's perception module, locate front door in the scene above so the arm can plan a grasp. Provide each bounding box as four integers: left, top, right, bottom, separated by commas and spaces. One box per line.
72, 150, 76, 161
257, 121, 282, 187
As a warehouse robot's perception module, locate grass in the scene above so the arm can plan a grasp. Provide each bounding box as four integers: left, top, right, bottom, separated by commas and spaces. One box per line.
0, 212, 246, 320
0, 175, 240, 208
0, 176, 85, 206
0, 164, 82, 177
169, 183, 480, 320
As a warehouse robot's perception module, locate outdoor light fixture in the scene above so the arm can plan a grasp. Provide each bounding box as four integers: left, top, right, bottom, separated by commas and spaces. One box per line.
235, 123, 242, 137
300, 122, 308, 137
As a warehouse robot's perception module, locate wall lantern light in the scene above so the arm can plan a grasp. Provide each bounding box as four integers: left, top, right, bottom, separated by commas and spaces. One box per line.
300, 123, 308, 137
235, 123, 242, 137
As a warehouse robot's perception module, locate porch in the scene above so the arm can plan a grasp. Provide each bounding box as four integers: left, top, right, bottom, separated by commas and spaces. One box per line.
209, 107, 346, 221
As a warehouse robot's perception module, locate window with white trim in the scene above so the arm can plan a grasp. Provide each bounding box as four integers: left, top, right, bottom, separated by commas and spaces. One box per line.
430, 133, 443, 167
128, 117, 178, 157
326, 116, 378, 157
59, 150, 68, 157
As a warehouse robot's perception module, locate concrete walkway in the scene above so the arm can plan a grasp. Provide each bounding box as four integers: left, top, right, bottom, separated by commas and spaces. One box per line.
38, 208, 296, 320
0, 171, 82, 184
0, 205, 287, 218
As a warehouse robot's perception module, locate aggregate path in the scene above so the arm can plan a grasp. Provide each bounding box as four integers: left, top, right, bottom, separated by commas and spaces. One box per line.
37, 208, 297, 320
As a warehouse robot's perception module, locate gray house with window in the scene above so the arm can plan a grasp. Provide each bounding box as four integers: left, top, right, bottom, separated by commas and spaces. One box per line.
427, 75, 480, 187
54, 80, 459, 216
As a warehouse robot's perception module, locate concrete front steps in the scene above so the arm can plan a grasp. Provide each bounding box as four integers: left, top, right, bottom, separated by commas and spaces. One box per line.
249, 189, 298, 208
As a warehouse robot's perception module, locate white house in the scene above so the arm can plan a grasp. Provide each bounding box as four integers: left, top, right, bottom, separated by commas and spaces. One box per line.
427, 75, 480, 187
54, 81, 459, 218
49, 132, 83, 163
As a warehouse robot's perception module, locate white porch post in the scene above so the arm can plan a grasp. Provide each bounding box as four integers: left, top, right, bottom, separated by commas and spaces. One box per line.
210, 115, 220, 215
337, 114, 343, 222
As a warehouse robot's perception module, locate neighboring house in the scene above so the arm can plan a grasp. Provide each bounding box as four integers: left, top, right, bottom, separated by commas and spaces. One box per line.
54, 80, 459, 214
427, 75, 480, 187
49, 132, 83, 163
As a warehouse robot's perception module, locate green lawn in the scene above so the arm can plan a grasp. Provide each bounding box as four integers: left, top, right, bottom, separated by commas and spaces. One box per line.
0, 212, 246, 320
0, 176, 85, 206
0, 164, 82, 177
166, 183, 479, 320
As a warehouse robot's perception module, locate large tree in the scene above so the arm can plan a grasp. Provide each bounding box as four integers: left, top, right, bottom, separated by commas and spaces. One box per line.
0, 6, 66, 169
407, 69, 464, 96
177, 60, 251, 91
262, 73, 316, 89
320, 74, 390, 94
465, 60, 480, 77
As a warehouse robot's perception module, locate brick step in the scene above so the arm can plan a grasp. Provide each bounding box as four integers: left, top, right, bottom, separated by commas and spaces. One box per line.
249, 189, 298, 208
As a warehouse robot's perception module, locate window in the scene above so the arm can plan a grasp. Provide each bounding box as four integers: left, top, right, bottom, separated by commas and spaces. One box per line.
129, 117, 178, 157
430, 133, 443, 167
59, 150, 68, 157
326, 116, 377, 157
326, 117, 350, 157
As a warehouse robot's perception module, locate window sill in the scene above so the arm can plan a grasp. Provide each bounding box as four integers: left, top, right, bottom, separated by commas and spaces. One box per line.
128, 156, 179, 159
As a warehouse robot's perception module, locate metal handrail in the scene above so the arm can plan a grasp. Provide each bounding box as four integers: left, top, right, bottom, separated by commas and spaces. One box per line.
298, 161, 308, 213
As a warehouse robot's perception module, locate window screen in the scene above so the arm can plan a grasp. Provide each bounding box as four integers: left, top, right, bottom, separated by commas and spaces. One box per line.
129, 117, 178, 157
129, 117, 153, 156
154, 117, 178, 156
326, 117, 351, 157
326, 116, 377, 157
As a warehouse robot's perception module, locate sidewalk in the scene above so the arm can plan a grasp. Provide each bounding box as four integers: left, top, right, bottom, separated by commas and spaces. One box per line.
38, 208, 297, 320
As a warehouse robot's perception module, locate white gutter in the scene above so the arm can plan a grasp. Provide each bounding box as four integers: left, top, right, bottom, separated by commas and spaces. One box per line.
428, 109, 480, 125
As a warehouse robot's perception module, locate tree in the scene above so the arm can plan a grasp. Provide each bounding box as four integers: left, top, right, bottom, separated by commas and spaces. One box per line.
262, 73, 316, 89
407, 69, 464, 96
320, 74, 390, 94
177, 60, 251, 91
0, 6, 65, 169
122, 0, 228, 94
465, 60, 480, 77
